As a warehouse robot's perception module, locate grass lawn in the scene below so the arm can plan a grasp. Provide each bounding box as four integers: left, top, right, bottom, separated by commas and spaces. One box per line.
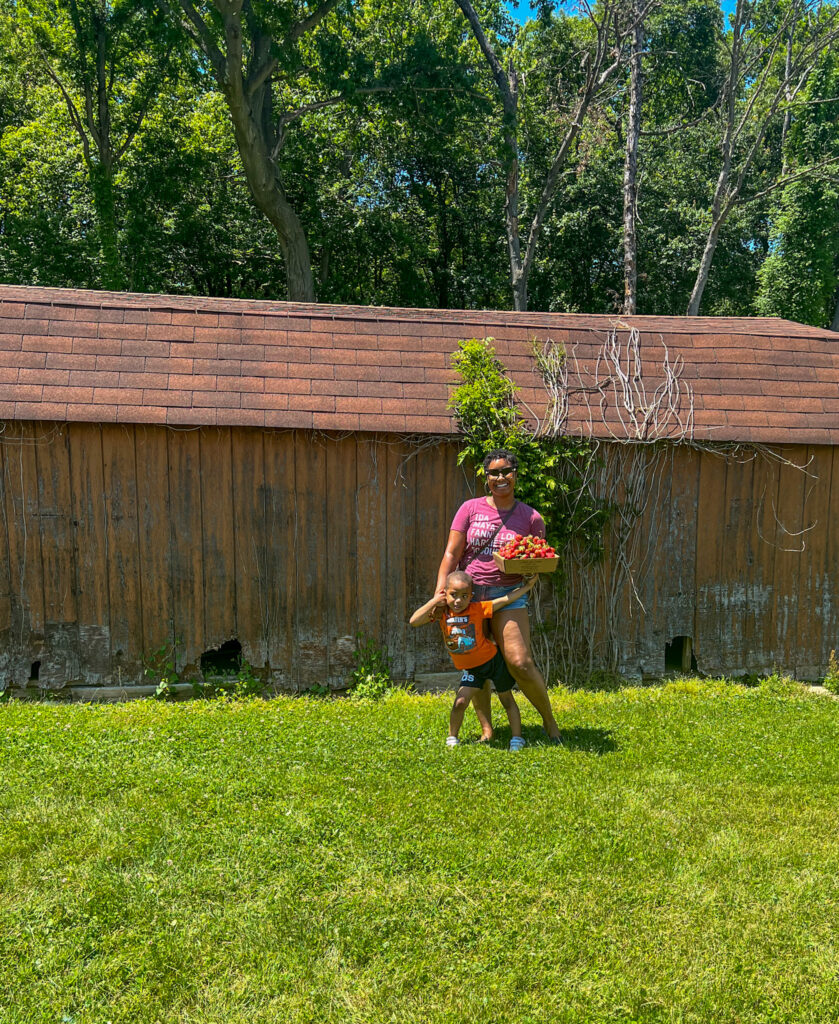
2, 679, 839, 1024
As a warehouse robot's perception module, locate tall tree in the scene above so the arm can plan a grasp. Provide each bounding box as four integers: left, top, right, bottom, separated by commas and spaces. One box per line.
686, 0, 839, 314
755, 46, 839, 328
164, 0, 343, 301
453, 0, 655, 311
18, 0, 180, 290
622, 0, 643, 313
165, 0, 474, 303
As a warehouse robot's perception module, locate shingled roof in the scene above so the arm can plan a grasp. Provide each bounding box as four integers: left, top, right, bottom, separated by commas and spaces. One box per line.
1, 284, 837, 443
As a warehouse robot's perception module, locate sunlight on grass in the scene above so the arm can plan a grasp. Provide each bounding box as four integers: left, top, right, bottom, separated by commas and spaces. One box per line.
1, 680, 838, 1023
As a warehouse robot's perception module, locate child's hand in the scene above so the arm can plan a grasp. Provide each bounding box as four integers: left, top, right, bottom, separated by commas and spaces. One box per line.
429, 593, 447, 620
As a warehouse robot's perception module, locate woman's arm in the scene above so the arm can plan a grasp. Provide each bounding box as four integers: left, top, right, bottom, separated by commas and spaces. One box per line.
410, 593, 447, 627
435, 529, 466, 594
489, 575, 537, 614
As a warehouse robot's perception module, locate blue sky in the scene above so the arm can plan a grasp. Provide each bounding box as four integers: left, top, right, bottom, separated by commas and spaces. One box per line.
506, 0, 737, 26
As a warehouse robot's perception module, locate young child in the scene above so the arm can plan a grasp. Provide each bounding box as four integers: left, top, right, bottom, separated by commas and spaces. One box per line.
410, 570, 537, 750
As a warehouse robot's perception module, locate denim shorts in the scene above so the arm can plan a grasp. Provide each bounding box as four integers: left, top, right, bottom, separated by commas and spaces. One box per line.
473, 583, 530, 611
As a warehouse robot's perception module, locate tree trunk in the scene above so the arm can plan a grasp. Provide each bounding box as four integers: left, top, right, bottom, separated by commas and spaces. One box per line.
220, 16, 315, 302
622, 6, 643, 315
225, 118, 315, 303
687, 216, 726, 316
831, 288, 839, 332
90, 162, 124, 291
512, 272, 528, 312
91, 17, 124, 291
453, 0, 629, 314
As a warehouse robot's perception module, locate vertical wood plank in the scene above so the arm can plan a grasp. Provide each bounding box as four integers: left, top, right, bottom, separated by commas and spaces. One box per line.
412, 441, 452, 673
823, 446, 839, 672
718, 453, 756, 675
0, 435, 15, 680
167, 429, 204, 674
2, 423, 46, 684
694, 449, 729, 675
200, 428, 237, 650
659, 448, 700, 671
627, 445, 671, 675
101, 425, 143, 684
796, 446, 833, 678
642, 445, 680, 675
324, 434, 358, 687
751, 451, 782, 674
68, 424, 111, 684
36, 426, 78, 686
769, 448, 807, 674
231, 427, 267, 673
262, 430, 297, 686
134, 426, 174, 669
294, 430, 329, 688
385, 439, 414, 679
356, 434, 388, 662
665, 446, 700, 657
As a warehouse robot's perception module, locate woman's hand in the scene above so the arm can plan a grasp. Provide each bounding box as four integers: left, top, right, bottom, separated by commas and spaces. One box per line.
410, 592, 448, 627
435, 529, 466, 595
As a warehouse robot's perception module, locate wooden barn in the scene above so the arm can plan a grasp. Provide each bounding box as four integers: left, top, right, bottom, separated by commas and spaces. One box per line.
0, 284, 838, 696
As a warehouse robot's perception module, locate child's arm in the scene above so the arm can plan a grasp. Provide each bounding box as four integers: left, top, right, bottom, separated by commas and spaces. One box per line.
410, 593, 447, 627
489, 575, 537, 614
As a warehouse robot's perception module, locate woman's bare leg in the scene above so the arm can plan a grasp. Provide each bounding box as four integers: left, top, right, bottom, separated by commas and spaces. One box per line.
491, 607, 561, 740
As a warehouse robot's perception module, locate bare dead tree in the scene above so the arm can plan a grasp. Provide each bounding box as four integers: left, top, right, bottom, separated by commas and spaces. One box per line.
622, 0, 644, 314
687, 0, 839, 316
454, 0, 657, 312
531, 326, 694, 678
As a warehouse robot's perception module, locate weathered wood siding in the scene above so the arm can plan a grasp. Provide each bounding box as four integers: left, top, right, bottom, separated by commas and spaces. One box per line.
591, 444, 839, 679
0, 423, 473, 689
0, 424, 837, 690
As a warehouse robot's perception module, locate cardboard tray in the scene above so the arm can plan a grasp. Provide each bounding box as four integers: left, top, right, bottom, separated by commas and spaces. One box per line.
493, 552, 559, 574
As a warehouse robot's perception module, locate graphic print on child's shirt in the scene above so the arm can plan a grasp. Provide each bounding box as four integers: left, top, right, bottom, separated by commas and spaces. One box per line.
440, 601, 497, 670
444, 617, 477, 656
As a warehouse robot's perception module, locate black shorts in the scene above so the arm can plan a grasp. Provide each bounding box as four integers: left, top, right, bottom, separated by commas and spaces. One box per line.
457, 650, 516, 694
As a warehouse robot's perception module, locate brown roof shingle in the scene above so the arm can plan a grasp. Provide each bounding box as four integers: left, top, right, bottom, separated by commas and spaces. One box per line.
1, 284, 837, 443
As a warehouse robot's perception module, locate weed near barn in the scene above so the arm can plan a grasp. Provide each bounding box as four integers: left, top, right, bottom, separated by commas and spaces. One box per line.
1, 681, 838, 1024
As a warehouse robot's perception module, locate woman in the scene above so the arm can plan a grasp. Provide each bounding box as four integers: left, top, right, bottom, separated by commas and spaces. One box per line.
434, 449, 562, 743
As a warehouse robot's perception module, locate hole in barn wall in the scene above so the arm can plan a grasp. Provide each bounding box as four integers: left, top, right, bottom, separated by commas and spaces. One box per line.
665, 636, 698, 674
200, 639, 242, 678
30, 661, 41, 681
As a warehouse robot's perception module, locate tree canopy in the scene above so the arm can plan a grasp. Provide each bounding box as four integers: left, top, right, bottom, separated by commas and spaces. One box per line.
2, 0, 838, 325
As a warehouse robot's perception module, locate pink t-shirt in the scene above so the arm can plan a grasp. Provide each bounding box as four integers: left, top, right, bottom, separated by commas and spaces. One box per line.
451, 497, 546, 587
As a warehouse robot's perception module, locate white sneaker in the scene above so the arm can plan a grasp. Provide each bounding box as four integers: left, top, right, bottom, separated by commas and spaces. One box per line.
445, 736, 459, 748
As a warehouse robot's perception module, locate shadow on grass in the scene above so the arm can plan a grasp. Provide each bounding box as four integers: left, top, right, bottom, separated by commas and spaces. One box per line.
485, 725, 618, 754
555, 725, 618, 754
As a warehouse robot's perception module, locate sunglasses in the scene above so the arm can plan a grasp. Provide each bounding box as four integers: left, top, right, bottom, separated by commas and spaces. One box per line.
486, 467, 515, 478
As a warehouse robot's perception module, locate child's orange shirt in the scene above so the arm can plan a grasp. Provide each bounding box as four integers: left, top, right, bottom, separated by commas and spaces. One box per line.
439, 601, 497, 669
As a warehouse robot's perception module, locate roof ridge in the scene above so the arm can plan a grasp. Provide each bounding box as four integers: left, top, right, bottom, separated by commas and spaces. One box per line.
1, 284, 834, 338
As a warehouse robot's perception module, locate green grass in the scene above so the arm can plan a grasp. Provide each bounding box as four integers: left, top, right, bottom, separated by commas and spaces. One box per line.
2, 679, 839, 1024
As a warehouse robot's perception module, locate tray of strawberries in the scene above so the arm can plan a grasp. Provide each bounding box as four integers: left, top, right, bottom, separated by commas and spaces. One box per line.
493, 534, 559, 574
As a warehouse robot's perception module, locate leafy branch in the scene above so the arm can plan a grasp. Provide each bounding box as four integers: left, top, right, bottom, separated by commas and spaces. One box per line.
448, 337, 610, 561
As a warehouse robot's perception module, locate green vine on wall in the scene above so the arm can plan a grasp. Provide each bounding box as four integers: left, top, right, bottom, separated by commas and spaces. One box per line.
448, 338, 611, 563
